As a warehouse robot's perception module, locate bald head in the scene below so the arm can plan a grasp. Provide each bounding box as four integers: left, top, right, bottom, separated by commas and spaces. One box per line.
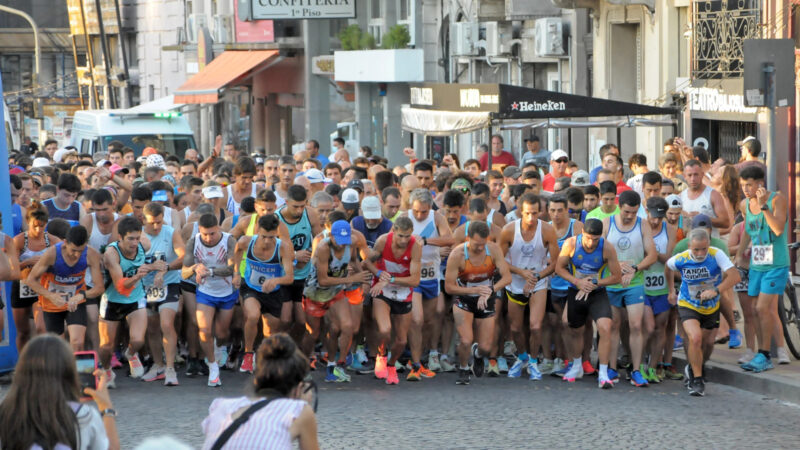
368, 164, 385, 181
334, 149, 351, 168
294, 175, 311, 193
401, 174, 420, 191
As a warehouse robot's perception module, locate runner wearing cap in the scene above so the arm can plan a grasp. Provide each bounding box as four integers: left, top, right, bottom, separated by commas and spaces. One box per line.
223, 157, 258, 216
571, 170, 591, 188
555, 218, 621, 388
666, 228, 740, 396
541, 149, 569, 192
641, 196, 677, 383
665, 194, 686, 241
304, 168, 329, 195
340, 188, 361, 221
736, 166, 791, 372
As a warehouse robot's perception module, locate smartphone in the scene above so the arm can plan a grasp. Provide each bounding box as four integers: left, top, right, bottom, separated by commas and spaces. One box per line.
75, 351, 98, 399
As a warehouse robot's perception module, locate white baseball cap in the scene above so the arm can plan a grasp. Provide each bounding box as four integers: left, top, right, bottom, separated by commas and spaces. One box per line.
32, 157, 50, 168
341, 188, 360, 210
361, 196, 381, 220
550, 149, 569, 161
305, 168, 331, 184
202, 185, 224, 199
665, 194, 682, 210
571, 170, 591, 187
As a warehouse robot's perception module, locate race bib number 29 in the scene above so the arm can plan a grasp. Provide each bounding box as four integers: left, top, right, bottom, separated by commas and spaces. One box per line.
752, 244, 773, 266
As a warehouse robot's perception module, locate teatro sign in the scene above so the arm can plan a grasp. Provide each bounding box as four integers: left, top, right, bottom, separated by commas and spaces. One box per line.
688, 87, 757, 114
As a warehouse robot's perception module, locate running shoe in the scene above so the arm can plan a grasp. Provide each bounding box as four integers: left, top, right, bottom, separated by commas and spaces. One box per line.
407, 367, 421, 381
240, 352, 255, 374
562, 361, 584, 382
607, 368, 620, 383
175, 353, 185, 366
742, 353, 774, 373
662, 364, 683, 380
395, 360, 406, 373
508, 358, 526, 378
440, 355, 456, 372
347, 356, 369, 373
215, 345, 229, 368
325, 366, 338, 382
645, 367, 660, 384
471, 344, 484, 377
198, 359, 209, 376
582, 360, 596, 376
684, 364, 694, 387
386, 366, 399, 385
738, 349, 756, 365
106, 369, 116, 389
553, 361, 571, 378
207, 364, 222, 387
538, 359, 554, 375
127, 352, 144, 379
487, 359, 500, 377
142, 365, 165, 382
503, 341, 517, 358
427, 353, 442, 372
456, 368, 471, 385
673, 335, 684, 351
374, 356, 388, 379
728, 329, 743, 349
185, 357, 198, 377
598, 376, 614, 389
622, 363, 633, 381
333, 366, 351, 382
355, 346, 369, 365
630, 370, 649, 387
497, 356, 509, 373
528, 360, 542, 381
777, 347, 792, 365
551, 358, 565, 375
164, 367, 179, 386
688, 377, 705, 397
418, 365, 436, 378
111, 353, 123, 369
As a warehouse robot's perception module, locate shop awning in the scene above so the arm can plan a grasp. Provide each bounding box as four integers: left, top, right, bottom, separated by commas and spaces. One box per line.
499, 117, 677, 130
174, 50, 280, 104
401, 106, 490, 136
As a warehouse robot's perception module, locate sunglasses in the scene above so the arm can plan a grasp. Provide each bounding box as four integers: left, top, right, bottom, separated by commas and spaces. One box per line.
554, 158, 568, 164
456, 187, 471, 194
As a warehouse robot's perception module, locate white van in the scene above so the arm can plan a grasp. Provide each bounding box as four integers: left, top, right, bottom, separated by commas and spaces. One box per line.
3, 101, 19, 152
69, 109, 196, 158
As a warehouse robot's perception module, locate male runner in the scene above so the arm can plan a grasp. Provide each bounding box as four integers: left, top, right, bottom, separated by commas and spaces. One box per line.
736, 166, 790, 373
26, 226, 104, 351
182, 214, 238, 387
451, 198, 503, 245
276, 185, 322, 338
445, 221, 512, 385
141, 202, 185, 386
586, 181, 619, 220
667, 228, 739, 396
303, 220, 372, 382
42, 173, 85, 226
499, 193, 559, 380
101, 216, 162, 388
555, 218, 621, 388
602, 190, 657, 386
404, 188, 454, 380
364, 217, 422, 385
233, 214, 295, 373
680, 160, 730, 238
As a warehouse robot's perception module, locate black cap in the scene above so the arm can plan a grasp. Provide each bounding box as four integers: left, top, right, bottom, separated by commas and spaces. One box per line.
524, 135, 540, 142
646, 196, 668, 218
346, 179, 364, 193
692, 214, 712, 230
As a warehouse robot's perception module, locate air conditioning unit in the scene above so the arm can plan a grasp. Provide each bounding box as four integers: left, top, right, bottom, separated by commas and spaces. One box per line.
534, 18, 564, 57
186, 13, 207, 43
481, 21, 501, 56
451, 22, 479, 56
213, 14, 234, 44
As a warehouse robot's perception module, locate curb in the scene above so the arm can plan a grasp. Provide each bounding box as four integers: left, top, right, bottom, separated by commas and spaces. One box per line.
673, 354, 800, 404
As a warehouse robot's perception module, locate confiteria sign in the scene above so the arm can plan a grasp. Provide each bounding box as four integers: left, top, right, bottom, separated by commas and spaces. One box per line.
687, 87, 757, 114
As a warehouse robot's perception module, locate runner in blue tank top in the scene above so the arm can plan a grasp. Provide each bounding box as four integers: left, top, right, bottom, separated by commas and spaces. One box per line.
736, 165, 790, 374
232, 214, 295, 374
276, 185, 322, 335
555, 218, 622, 389
42, 173, 85, 227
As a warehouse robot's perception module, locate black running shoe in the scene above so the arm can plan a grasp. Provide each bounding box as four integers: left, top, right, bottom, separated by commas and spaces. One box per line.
185, 358, 197, 377
684, 365, 694, 388
688, 377, 705, 397
471, 343, 484, 378
456, 369, 471, 385
199, 359, 209, 376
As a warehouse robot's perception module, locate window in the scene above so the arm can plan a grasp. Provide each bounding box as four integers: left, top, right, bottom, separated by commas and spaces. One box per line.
397, 0, 415, 46
368, 0, 384, 44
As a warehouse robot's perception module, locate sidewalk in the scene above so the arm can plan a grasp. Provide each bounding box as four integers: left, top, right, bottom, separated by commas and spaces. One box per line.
673, 344, 800, 404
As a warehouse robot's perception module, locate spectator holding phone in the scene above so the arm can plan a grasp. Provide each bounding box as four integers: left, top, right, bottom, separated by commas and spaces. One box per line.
202, 333, 319, 450
0, 334, 120, 450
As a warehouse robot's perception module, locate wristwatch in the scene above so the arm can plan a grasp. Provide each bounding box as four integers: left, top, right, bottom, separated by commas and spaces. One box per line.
631, 264, 639, 273
390, 276, 396, 283
100, 408, 117, 417
422, 237, 428, 246
760, 204, 769, 211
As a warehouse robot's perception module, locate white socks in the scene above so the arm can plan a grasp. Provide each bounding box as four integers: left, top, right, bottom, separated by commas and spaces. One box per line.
564, 357, 582, 379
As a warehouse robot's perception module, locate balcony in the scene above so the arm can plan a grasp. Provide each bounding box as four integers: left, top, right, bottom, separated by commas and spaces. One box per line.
333, 49, 424, 83
692, 0, 760, 80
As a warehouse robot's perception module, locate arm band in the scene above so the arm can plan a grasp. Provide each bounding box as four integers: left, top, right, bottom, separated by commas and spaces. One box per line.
115, 277, 136, 297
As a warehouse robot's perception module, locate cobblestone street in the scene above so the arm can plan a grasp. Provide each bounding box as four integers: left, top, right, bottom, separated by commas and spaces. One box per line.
106, 366, 800, 449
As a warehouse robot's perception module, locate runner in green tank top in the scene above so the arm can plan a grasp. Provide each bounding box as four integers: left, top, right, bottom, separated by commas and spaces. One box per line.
736, 166, 789, 373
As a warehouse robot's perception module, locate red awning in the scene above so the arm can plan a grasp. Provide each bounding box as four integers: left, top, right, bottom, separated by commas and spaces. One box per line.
174, 50, 279, 104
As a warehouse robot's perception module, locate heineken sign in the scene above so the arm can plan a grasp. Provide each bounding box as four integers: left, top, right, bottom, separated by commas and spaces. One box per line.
248, 0, 355, 19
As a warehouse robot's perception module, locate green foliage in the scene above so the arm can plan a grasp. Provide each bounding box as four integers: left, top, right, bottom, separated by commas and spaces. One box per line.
338, 24, 363, 51
381, 24, 411, 49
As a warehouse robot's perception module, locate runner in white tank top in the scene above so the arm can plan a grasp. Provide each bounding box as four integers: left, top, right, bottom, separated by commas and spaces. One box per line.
498, 194, 560, 380
680, 186, 719, 237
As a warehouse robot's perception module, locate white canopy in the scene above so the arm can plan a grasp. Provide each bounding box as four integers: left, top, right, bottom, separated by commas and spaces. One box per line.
401, 106, 490, 136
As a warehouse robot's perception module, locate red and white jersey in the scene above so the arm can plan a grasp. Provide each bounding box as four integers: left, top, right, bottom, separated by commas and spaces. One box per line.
373, 232, 415, 302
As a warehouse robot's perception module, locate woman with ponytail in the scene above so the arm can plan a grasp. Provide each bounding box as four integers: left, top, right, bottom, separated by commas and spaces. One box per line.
202, 333, 319, 450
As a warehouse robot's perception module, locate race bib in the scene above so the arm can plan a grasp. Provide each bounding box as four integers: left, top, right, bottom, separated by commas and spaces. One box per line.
644, 273, 666, 290
145, 285, 167, 302
575, 271, 597, 281
733, 268, 748, 292
465, 279, 492, 288
49, 283, 78, 301
383, 283, 410, 301
752, 244, 773, 266
420, 262, 438, 281
687, 282, 716, 301
19, 283, 37, 299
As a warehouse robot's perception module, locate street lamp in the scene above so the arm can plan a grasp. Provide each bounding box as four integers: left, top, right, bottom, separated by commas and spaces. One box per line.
0, 6, 41, 78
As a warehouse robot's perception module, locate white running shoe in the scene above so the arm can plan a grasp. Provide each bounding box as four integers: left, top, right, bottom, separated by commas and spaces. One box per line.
142, 365, 165, 382
208, 363, 222, 387
105, 369, 116, 389
427, 353, 442, 372
777, 347, 792, 365
126, 352, 144, 379
738, 349, 756, 365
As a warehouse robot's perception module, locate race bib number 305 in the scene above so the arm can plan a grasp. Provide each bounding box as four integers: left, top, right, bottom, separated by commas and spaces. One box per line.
752, 244, 773, 266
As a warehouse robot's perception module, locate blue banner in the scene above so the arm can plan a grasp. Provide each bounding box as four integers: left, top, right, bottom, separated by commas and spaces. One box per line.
0, 71, 19, 372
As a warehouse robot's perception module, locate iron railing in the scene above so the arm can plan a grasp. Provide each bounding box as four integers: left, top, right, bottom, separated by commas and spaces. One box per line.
692, 0, 761, 79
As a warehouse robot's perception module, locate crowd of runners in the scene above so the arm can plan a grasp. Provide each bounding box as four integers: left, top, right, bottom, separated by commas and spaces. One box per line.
0, 133, 790, 398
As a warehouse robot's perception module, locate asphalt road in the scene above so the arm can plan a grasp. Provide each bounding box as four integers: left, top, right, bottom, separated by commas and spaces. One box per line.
100, 364, 800, 449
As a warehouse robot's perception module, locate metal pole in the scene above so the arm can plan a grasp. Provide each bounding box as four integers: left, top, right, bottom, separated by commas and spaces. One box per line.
94, 0, 116, 109
765, 63, 777, 192
70, 35, 85, 109
78, 0, 100, 108
112, 0, 132, 107
0, 6, 40, 77
487, 124, 493, 171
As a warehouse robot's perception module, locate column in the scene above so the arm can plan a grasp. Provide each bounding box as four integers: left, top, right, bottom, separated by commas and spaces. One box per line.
355, 82, 373, 152
303, 20, 331, 156
385, 83, 409, 167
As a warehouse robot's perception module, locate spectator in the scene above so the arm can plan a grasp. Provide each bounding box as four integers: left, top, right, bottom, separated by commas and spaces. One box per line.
306, 140, 330, 166
479, 135, 516, 172
520, 135, 550, 168
542, 149, 570, 192
589, 143, 619, 183
201, 333, 318, 450
734, 136, 766, 184
0, 334, 120, 450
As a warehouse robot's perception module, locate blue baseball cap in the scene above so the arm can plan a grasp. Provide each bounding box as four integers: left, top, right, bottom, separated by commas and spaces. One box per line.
152, 190, 169, 202
331, 220, 352, 245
